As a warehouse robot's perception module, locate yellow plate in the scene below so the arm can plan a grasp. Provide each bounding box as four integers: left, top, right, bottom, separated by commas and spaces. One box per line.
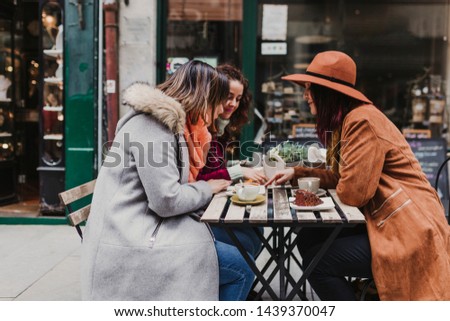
230, 194, 266, 206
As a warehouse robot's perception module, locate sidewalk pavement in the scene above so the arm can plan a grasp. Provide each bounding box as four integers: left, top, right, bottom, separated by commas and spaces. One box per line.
0, 225, 311, 301
0, 225, 81, 301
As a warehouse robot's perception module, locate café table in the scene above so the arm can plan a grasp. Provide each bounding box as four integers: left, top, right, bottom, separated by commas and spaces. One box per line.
201, 186, 366, 301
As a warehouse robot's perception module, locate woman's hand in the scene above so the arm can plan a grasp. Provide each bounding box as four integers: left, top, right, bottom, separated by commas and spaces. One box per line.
242, 167, 268, 184
265, 168, 295, 186
207, 179, 231, 194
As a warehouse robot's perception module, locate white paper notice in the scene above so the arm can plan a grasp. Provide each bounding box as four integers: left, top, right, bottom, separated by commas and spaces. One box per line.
262, 4, 288, 41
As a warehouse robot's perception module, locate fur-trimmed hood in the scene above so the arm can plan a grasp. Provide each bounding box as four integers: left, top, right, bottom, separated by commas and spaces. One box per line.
120, 82, 186, 134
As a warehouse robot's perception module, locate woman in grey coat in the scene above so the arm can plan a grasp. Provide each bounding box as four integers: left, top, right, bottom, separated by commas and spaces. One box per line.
81, 61, 254, 300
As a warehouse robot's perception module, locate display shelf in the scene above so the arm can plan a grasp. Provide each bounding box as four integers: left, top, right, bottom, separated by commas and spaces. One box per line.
0, 132, 13, 137
0, 98, 12, 103
43, 49, 62, 57
43, 105, 63, 112
44, 77, 63, 84
43, 133, 63, 140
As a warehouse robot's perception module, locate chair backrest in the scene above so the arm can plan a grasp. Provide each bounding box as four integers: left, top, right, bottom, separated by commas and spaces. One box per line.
58, 179, 96, 240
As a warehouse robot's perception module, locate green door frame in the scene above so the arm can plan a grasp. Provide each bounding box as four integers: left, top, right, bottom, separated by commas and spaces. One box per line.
240, 0, 258, 159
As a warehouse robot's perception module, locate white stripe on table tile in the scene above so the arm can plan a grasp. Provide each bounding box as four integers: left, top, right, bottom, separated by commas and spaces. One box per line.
328, 189, 366, 223
272, 188, 293, 222
295, 211, 317, 222
201, 192, 228, 223
224, 203, 246, 223
249, 193, 268, 223
318, 207, 343, 223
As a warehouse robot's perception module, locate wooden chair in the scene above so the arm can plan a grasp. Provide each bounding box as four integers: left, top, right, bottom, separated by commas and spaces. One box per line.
58, 179, 96, 240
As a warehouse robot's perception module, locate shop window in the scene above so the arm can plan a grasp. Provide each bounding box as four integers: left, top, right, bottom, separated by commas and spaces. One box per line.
256, 0, 449, 141
164, 0, 243, 77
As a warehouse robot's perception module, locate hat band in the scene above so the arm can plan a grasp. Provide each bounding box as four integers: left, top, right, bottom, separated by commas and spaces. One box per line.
306, 71, 355, 88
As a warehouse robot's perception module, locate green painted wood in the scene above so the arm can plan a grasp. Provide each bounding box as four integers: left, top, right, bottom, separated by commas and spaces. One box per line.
64, 0, 97, 192
0, 216, 67, 225
241, 0, 258, 159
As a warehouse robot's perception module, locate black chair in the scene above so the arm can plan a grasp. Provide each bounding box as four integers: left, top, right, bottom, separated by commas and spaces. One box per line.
434, 157, 450, 224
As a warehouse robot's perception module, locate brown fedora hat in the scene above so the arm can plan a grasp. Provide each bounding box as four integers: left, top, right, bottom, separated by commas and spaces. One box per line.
282, 51, 372, 104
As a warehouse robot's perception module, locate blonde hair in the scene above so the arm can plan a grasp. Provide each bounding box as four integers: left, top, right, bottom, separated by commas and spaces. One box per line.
157, 60, 229, 126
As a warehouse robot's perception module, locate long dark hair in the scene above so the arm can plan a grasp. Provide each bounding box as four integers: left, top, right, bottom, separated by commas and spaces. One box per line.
216, 64, 252, 142
310, 83, 365, 145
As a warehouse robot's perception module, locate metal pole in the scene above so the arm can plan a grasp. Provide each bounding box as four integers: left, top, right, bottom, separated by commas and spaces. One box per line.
97, 0, 104, 170
103, 0, 119, 146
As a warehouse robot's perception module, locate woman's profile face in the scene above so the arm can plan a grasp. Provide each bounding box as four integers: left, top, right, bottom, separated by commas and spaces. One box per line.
220, 79, 244, 120
304, 82, 317, 115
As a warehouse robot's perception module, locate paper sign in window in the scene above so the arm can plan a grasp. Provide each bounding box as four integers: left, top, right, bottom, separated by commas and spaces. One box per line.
262, 4, 288, 41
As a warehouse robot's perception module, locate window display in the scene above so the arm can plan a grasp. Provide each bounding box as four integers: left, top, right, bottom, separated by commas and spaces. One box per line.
38, 0, 65, 213
255, 1, 449, 142
41, 1, 64, 166
0, 15, 16, 203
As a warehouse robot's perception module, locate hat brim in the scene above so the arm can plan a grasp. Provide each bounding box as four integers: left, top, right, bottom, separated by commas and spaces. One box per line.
282, 74, 372, 104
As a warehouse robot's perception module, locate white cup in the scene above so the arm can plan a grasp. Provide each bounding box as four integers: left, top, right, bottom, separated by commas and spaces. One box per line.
236, 183, 260, 201
262, 155, 286, 179
297, 177, 320, 194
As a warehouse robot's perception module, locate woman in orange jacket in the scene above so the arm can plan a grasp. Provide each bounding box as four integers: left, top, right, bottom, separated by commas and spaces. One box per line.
267, 51, 450, 300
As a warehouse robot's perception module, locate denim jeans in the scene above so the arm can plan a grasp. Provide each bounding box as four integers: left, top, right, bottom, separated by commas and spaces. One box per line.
297, 226, 373, 300
212, 226, 263, 258
215, 241, 254, 301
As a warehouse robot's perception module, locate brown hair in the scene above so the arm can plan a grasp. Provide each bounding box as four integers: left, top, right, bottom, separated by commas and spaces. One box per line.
157, 60, 229, 126
310, 83, 364, 145
216, 64, 252, 142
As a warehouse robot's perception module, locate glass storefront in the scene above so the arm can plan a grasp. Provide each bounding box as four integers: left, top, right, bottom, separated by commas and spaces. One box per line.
255, 0, 449, 141
159, 0, 450, 145
163, 0, 243, 79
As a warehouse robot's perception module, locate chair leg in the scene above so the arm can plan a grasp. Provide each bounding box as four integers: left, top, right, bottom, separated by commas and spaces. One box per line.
359, 279, 376, 301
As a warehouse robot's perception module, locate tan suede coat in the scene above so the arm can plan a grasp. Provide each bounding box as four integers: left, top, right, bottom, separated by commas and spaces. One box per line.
295, 104, 450, 300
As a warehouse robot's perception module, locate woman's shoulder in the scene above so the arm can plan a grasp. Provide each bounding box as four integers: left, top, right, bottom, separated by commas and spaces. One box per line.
120, 113, 176, 142
345, 104, 389, 126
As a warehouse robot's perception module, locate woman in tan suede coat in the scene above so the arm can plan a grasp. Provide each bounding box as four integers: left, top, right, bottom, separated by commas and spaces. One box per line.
268, 51, 450, 300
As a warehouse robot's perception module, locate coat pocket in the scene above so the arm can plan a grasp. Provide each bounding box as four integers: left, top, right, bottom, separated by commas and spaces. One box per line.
149, 217, 164, 248
371, 188, 412, 228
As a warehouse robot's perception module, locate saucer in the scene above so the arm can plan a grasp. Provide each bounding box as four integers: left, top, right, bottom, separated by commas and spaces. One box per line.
316, 188, 327, 197
292, 188, 326, 197
230, 194, 266, 206
226, 185, 265, 196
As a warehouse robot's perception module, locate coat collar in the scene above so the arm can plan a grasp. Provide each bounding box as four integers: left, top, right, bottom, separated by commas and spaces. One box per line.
122, 82, 186, 134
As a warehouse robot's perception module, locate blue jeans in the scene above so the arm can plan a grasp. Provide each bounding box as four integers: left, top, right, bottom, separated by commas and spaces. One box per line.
297, 226, 373, 301
212, 226, 263, 258
215, 241, 254, 301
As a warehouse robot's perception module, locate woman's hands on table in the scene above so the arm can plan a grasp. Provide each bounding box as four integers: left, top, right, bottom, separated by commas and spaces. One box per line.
207, 179, 231, 194
265, 168, 295, 186
242, 167, 267, 184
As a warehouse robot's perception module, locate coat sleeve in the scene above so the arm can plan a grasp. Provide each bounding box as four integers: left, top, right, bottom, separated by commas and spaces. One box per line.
129, 119, 213, 218
197, 168, 231, 181
336, 117, 385, 207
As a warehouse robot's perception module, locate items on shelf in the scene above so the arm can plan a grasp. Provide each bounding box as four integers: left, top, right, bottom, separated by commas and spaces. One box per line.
0, 74, 11, 101
261, 80, 308, 139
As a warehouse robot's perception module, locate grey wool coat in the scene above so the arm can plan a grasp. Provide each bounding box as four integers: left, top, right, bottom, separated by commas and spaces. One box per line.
81, 83, 219, 300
